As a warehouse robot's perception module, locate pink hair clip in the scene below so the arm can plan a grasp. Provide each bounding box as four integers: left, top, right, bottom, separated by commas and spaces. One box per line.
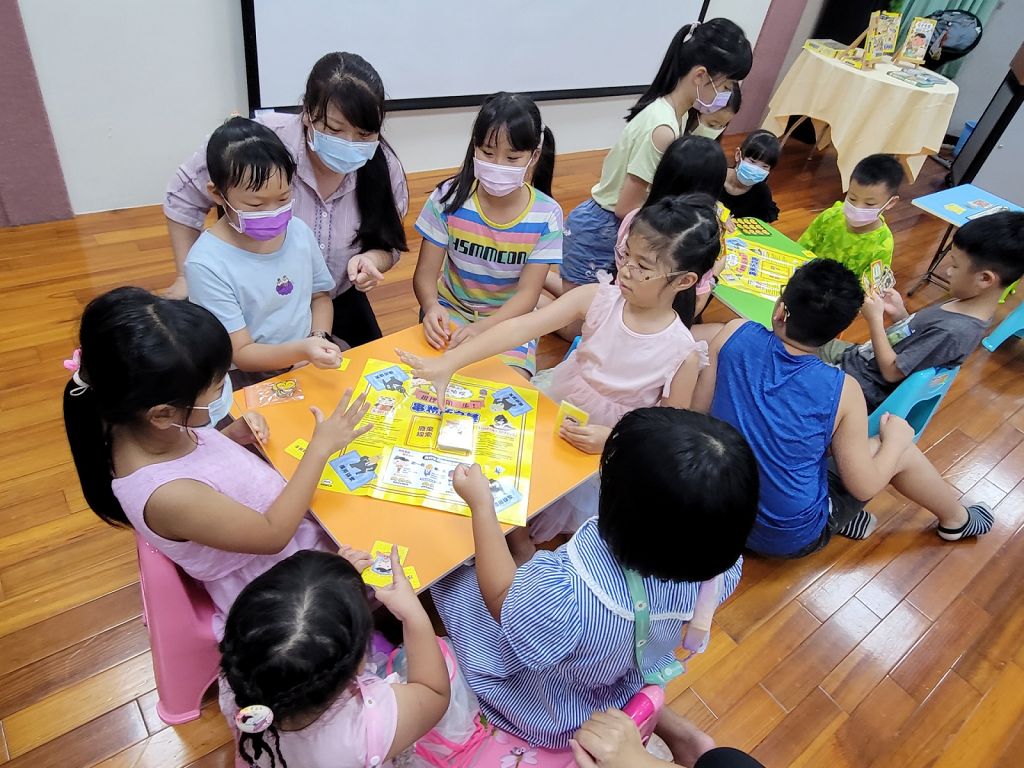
63, 348, 82, 373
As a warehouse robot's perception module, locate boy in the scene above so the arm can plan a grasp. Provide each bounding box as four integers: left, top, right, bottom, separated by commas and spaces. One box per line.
798, 154, 903, 278
720, 129, 781, 223
692, 259, 993, 558
821, 211, 1024, 410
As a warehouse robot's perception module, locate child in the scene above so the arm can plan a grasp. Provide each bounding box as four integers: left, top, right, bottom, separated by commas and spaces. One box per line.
719, 129, 781, 223
559, 19, 751, 295
184, 116, 343, 388
820, 212, 1024, 410
688, 84, 742, 140
413, 91, 561, 376
219, 549, 450, 767
428, 408, 757, 761
692, 259, 995, 559
797, 154, 903, 279
63, 287, 371, 637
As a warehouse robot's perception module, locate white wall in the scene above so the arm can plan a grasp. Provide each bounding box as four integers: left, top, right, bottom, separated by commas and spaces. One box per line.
20, 1, 769, 214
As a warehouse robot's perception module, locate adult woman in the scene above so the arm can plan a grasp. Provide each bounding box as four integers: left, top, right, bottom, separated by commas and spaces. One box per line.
163, 52, 408, 346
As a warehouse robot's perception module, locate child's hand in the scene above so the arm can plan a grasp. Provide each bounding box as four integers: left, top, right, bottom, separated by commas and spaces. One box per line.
308, 388, 372, 455
303, 336, 343, 369
396, 348, 454, 412
337, 543, 373, 573
878, 412, 915, 448
448, 321, 485, 349
881, 288, 907, 318
570, 710, 653, 768
560, 423, 612, 454
373, 545, 426, 622
422, 304, 451, 350
348, 251, 387, 293
860, 290, 886, 324
243, 411, 269, 443
723, 215, 738, 233
452, 463, 494, 511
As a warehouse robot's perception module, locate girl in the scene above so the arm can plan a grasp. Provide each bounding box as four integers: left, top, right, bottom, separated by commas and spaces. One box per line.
184, 116, 344, 388
428, 408, 757, 762
165, 52, 408, 347
63, 287, 371, 638
413, 92, 561, 376
720, 129, 782, 223
557, 19, 751, 337
688, 84, 742, 140
219, 548, 451, 767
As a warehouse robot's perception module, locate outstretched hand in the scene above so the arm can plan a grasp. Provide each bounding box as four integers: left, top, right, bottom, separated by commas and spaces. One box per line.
395, 348, 453, 413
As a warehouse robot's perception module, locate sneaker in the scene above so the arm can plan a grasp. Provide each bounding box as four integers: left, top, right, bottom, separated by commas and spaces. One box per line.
938, 502, 995, 541
838, 509, 878, 540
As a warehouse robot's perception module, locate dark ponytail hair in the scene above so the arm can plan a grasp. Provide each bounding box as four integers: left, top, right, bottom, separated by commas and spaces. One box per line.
303, 52, 407, 254
628, 19, 752, 122
207, 117, 296, 197
439, 92, 555, 214
62, 287, 233, 526
647, 136, 728, 205
629, 193, 721, 326
220, 550, 373, 768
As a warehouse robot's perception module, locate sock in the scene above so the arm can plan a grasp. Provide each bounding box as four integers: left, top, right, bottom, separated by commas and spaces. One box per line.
838, 509, 878, 540
938, 503, 995, 541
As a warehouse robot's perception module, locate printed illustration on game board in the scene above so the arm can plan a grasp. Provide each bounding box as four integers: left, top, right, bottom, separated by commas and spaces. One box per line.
717, 236, 813, 301
314, 358, 537, 526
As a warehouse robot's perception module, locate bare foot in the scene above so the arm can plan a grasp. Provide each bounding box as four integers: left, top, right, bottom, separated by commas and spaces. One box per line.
654, 708, 715, 767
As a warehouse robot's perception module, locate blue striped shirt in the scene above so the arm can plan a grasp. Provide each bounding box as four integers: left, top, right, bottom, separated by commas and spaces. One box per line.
431, 517, 742, 748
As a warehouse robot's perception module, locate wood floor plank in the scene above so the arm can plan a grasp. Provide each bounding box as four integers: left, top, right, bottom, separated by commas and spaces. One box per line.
706, 684, 786, 754
663, 622, 737, 700
183, 741, 235, 768
1, 702, 147, 768
91, 702, 231, 768
749, 687, 846, 767
665, 689, 718, 733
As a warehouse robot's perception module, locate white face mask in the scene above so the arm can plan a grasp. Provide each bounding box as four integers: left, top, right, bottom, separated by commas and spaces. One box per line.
692, 121, 726, 139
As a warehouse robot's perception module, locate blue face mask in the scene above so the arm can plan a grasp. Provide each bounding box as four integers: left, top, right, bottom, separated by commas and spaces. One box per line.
736, 159, 769, 187
308, 128, 379, 174
207, 377, 234, 425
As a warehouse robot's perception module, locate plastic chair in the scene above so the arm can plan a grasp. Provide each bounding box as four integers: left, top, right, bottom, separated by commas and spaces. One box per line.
135, 534, 221, 725
1000, 280, 1018, 305
867, 366, 960, 442
983, 299, 1024, 352
563, 335, 581, 362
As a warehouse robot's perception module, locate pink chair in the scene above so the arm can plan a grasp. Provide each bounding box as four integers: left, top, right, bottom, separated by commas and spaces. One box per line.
135, 534, 221, 725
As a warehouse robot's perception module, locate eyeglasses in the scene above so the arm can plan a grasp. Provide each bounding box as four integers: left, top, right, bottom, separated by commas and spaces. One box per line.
615, 251, 686, 282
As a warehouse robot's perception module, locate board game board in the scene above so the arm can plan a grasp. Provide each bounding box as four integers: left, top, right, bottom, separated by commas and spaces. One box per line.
312, 358, 537, 526
717, 236, 813, 301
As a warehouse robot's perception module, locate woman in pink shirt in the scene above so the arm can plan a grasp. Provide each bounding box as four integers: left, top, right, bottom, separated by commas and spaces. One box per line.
164, 52, 409, 346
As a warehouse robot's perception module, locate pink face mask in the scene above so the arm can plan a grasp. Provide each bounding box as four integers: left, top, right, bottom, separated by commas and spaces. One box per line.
473, 157, 528, 197
223, 200, 293, 241
843, 197, 892, 227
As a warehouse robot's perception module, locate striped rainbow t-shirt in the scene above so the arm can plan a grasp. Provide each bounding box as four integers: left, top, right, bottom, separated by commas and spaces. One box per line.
415, 182, 563, 319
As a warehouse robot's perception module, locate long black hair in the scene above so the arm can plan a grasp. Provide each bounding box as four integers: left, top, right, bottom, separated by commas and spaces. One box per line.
438, 92, 556, 214
207, 116, 296, 196
647, 135, 728, 204
62, 287, 233, 526
628, 193, 722, 326
220, 550, 374, 768
303, 52, 408, 254
628, 19, 752, 122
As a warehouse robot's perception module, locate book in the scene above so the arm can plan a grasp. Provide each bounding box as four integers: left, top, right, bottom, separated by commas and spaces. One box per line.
897, 17, 937, 65
864, 11, 901, 65
803, 39, 849, 59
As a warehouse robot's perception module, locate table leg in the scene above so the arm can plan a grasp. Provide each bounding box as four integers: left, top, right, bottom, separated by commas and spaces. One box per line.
779, 116, 809, 146
908, 224, 954, 296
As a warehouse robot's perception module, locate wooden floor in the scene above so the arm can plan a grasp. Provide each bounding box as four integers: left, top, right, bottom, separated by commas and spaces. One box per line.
0, 135, 1022, 767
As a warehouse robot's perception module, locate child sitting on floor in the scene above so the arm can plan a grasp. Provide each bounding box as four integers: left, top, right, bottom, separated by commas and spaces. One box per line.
819, 211, 1024, 410
719, 129, 781, 223
798, 154, 903, 279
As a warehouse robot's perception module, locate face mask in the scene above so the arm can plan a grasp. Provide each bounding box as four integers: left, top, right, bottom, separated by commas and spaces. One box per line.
843, 197, 892, 227
694, 76, 731, 115
308, 128, 379, 174
473, 157, 528, 197
174, 378, 233, 430
692, 121, 726, 139
223, 200, 292, 241
736, 160, 769, 186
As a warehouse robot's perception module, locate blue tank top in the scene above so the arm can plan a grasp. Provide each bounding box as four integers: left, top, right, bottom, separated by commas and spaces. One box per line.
710, 323, 844, 556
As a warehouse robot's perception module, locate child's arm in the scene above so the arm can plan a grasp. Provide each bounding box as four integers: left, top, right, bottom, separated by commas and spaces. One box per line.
310, 291, 334, 337
230, 328, 342, 372
690, 319, 744, 413
661, 353, 702, 410
412, 239, 451, 349
375, 546, 451, 761
614, 174, 651, 220
860, 291, 905, 384
830, 377, 916, 500
448, 263, 550, 347
452, 464, 516, 622
143, 390, 371, 553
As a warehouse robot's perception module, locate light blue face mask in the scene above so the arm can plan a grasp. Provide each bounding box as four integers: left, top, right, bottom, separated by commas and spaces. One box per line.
308, 128, 379, 174
736, 159, 770, 187
176, 378, 233, 430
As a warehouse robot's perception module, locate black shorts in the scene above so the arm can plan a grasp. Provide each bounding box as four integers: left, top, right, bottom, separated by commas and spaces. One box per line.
780, 459, 865, 559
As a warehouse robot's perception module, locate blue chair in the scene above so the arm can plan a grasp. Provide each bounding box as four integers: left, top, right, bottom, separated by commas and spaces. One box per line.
982, 299, 1024, 352
867, 366, 960, 442
563, 335, 581, 361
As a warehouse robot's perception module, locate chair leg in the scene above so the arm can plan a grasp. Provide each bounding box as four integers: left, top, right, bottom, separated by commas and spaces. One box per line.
983, 323, 1021, 352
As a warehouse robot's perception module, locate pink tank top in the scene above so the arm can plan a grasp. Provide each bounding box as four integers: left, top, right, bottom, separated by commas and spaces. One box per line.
111, 428, 331, 638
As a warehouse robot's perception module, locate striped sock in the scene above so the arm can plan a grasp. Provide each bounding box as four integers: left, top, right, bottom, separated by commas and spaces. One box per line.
938, 503, 995, 541
838, 509, 878, 540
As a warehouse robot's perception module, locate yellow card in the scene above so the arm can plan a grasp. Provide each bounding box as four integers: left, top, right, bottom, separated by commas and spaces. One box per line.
945, 203, 967, 215
557, 400, 590, 429
404, 566, 421, 590
717, 203, 731, 224
336, 357, 350, 371
362, 541, 409, 587
285, 438, 308, 459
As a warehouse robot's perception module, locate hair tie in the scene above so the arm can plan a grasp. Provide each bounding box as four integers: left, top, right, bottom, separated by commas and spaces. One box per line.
64, 348, 90, 396
236, 704, 274, 734
538, 123, 546, 151
682, 21, 701, 43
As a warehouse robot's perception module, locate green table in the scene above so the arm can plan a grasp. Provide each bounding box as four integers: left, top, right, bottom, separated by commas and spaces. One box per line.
712, 221, 811, 329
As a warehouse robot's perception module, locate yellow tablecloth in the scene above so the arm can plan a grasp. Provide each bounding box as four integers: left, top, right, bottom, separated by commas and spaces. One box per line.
763, 49, 958, 190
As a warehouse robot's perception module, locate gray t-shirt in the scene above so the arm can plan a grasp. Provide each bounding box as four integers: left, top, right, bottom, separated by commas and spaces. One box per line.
841, 302, 988, 410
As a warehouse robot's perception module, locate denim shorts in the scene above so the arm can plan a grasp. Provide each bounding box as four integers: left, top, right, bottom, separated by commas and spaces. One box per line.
560, 198, 621, 285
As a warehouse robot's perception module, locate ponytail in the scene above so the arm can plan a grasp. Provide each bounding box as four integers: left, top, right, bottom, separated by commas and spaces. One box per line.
63, 381, 126, 526
531, 126, 556, 197
628, 19, 752, 122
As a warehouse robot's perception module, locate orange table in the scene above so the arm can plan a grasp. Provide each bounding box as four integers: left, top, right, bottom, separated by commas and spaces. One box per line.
232, 325, 599, 589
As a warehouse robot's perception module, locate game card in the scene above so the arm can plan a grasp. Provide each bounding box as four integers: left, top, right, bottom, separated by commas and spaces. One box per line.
362, 541, 409, 587
557, 400, 590, 429
328, 450, 379, 491
284, 438, 308, 460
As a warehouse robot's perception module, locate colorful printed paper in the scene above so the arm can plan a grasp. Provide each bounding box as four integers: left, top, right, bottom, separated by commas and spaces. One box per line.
362, 541, 409, 587
717, 237, 812, 301
316, 358, 537, 526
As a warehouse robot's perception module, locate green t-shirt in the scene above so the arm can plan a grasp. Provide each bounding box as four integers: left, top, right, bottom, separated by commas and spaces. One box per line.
591, 98, 683, 211
797, 201, 894, 277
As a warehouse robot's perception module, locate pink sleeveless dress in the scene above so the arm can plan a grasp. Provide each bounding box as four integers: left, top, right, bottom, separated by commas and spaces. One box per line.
111, 427, 332, 638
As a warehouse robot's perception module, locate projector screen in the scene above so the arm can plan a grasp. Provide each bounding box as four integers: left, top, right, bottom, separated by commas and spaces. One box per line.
243, 0, 706, 111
